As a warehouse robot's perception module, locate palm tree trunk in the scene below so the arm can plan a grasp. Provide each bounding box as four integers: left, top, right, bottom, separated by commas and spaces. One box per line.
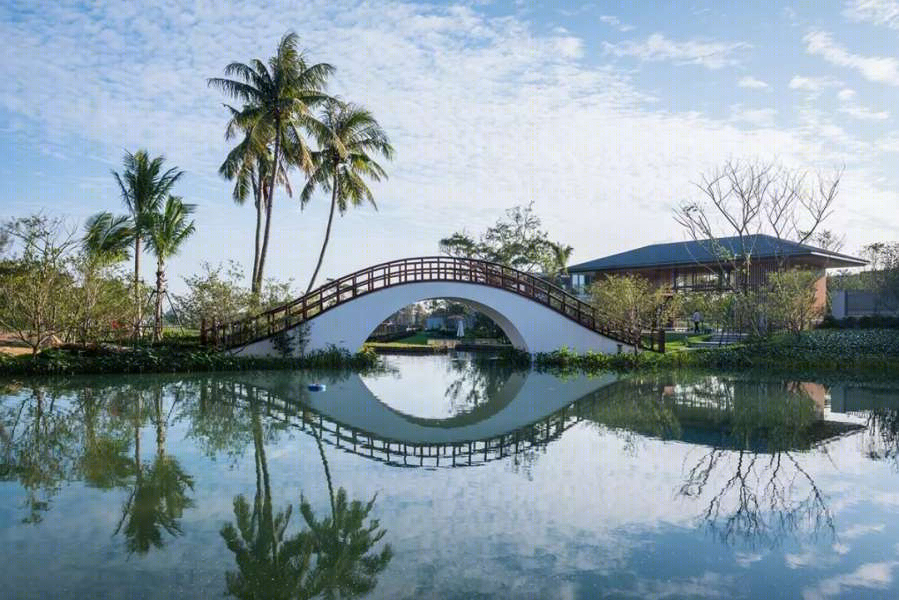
251, 169, 264, 294
251, 403, 277, 563
256, 128, 281, 294
154, 389, 165, 458
153, 257, 165, 342
313, 428, 336, 520
305, 176, 339, 294
134, 236, 142, 339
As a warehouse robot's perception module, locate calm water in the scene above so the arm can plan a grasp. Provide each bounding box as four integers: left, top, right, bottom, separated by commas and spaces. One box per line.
2, 355, 899, 599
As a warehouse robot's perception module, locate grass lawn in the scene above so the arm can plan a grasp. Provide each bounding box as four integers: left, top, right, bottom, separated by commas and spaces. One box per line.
393, 331, 432, 345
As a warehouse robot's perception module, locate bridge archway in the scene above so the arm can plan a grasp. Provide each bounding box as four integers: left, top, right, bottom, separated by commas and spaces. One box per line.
238, 280, 631, 355
207, 257, 649, 355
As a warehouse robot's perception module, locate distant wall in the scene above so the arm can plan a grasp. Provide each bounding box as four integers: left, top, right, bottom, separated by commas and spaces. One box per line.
831, 289, 899, 319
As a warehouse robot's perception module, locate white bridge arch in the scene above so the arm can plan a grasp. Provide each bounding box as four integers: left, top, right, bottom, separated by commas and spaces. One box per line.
202, 257, 657, 355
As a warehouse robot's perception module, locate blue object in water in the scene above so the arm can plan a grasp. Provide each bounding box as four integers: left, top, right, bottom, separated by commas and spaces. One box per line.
308, 383, 327, 392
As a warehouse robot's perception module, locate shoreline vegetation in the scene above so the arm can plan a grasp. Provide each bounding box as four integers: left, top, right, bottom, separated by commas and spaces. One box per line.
0, 328, 896, 378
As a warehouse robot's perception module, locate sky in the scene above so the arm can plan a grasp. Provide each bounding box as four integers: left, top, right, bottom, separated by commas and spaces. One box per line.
1, 0, 898, 293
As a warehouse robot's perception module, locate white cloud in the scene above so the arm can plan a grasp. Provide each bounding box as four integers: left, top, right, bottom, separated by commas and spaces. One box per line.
802, 561, 899, 600
738, 75, 769, 89
603, 33, 751, 69
843, 0, 899, 29
804, 30, 899, 86
729, 104, 778, 127
789, 75, 842, 92
553, 34, 585, 59
837, 89, 891, 119
0, 0, 894, 287
878, 132, 899, 152
599, 15, 635, 32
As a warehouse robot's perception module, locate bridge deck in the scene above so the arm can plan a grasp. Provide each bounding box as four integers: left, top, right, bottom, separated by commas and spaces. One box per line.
201, 256, 662, 352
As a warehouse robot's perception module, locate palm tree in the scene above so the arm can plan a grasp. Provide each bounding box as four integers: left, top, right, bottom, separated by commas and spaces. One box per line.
301, 100, 394, 293
82, 212, 134, 264
209, 31, 333, 294
145, 196, 196, 342
219, 108, 297, 294
112, 150, 184, 338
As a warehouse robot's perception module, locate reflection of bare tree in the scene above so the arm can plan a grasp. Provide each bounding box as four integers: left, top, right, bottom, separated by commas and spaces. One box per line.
863, 409, 899, 469
0, 387, 77, 523
674, 377, 835, 549
680, 448, 833, 548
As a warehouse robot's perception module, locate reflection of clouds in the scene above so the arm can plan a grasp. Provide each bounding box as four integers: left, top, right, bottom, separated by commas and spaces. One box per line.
734, 552, 764, 568
802, 561, 899, 600
841, 523, 885, 539
609, 571, 739, 599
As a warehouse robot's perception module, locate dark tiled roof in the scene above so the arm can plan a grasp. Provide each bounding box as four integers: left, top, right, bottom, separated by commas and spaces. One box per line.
568, 234, 866, 273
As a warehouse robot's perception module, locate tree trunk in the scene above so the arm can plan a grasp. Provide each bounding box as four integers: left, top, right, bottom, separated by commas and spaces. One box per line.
155, 390, 165, 458
255, 127, 281, 294
306, 175, 339, 294
251, 169, 264, 294
134, 236, 142, 339
153, 257, 165, 342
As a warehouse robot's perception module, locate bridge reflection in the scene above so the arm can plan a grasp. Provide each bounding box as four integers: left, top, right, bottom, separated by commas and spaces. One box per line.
213, 368, 866, 469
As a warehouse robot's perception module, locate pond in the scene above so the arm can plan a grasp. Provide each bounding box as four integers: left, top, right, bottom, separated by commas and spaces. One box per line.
2, 354, 899, 599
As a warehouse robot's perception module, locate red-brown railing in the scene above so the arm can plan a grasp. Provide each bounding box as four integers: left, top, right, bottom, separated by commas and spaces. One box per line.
200, 256, 661, 352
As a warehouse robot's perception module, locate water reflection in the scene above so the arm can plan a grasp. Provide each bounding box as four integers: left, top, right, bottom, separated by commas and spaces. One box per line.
2, 364, 899, 598
221, 392, 392, 599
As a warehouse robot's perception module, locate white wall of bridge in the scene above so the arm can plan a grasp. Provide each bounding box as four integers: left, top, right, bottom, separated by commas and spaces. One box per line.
233, 281, 634, 357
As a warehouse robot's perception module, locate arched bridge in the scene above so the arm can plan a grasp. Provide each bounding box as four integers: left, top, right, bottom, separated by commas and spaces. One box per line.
201, 257, 661, 355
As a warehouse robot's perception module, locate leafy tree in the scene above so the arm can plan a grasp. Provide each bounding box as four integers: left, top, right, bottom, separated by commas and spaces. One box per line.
176, 261, 294, 328
68, 254, 134, 345
439, 203, 572, 275
209, 31, 334, 293
145, 196, 196, 341
301, 100, 394, 293
0, 216, 78, 354
112, 150, 184, 337
177, 261, 252, 328
764, 268, 823, 337
589, 274, 681, 344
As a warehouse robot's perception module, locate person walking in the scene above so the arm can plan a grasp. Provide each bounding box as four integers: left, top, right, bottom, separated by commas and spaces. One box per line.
692, 310, 702, 333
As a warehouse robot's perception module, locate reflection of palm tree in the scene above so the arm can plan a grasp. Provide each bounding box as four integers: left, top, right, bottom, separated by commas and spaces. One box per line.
305, 427, 393, 599
222, 395, 316, 598
222, 395, 392, 599
116, 387, 194, 554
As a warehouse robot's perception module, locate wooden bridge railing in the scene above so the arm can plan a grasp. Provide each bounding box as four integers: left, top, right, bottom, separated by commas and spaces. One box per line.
200, 256, 661, 352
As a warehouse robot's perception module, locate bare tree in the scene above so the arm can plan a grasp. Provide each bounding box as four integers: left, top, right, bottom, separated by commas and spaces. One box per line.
673, 160, 841, 335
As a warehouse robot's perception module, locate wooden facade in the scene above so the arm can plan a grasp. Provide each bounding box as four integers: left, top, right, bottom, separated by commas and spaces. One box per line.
572, 257, 829, 311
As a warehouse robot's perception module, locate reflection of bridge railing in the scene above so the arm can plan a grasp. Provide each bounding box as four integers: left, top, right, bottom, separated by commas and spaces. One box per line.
200, 256, 659, 351
222, 379, 602, 468
215, 375, 864, 468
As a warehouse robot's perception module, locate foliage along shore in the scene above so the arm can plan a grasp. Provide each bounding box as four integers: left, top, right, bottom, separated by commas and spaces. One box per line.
0, 344, 380, 377
516, 328, 899, 376
1, 329, 896, 378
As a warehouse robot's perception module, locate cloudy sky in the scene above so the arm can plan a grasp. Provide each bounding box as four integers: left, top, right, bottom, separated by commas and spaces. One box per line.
1, 0, 898, 292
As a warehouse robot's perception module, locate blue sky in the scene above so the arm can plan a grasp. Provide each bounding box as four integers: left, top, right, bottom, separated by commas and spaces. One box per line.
1, 0, 898, 292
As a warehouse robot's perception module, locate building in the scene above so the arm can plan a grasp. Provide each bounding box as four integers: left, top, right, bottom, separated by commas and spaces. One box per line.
568, 234, 866, 311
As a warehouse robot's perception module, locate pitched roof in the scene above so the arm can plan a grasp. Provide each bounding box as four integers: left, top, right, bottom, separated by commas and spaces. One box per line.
568, 234, 867, 273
